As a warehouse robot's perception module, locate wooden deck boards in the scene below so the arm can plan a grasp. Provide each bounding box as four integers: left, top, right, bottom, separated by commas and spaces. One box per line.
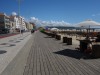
23, 31, 100, 75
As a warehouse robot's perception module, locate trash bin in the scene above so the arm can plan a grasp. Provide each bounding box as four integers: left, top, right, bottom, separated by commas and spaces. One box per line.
80, 40, 88, 52
67, 38, 72, 45
91, 44, 100, 58
63, 37, 67, 43
56, 35, 61, 40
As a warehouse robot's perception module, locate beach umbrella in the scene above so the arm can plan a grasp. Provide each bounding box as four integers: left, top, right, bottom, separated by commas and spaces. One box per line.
77, 20, 100, 39
77, 19, 100, 28
77, 19, 100, 32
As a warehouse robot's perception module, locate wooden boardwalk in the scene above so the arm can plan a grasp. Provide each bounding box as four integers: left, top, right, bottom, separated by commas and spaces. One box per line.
23, 31, 100, 75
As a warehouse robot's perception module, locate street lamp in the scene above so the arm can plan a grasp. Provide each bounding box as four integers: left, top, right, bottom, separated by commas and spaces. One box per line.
18, 0, 22, 35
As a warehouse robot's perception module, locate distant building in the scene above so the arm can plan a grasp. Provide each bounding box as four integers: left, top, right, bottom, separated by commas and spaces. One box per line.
9, 15, 16, 33
0, 13, 10, 34
9, 15, 27, 32
25, 22, 33, 30
20, 17, 27, 31
15, 16, 27, 31
0, 12, 30, 33
30, 22, 36, 29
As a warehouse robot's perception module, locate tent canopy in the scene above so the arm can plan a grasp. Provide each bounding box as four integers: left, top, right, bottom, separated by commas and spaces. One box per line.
77, 20, 100, 28
50, 28, 59, 31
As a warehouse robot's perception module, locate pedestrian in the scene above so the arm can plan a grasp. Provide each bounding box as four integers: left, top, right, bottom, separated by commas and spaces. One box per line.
21, 30, 23, 35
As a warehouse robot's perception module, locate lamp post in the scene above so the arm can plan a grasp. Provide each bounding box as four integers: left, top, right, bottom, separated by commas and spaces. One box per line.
18, 0, 22, 35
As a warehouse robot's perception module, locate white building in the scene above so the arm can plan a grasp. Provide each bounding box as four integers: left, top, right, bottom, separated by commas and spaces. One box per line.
20, 17, 27, 31
10, 15, 27, 32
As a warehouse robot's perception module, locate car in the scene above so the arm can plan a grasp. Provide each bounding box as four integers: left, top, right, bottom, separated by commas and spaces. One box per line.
31, 29, 35, 33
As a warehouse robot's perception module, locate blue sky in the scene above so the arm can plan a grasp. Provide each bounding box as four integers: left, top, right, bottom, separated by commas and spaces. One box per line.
0, 0, 100, 25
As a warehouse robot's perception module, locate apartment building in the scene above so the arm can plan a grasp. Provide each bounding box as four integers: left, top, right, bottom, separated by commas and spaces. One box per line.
0, 12, 33, 33
9, 15, 16, 33
9, 15, 27, 32
20, 16, 27, 31
0, 13, 10, 34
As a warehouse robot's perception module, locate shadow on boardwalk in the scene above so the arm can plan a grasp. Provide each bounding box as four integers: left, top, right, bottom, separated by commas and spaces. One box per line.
54, 49, 95, 59
44, 36, 54, 38
0, 50, 7, 54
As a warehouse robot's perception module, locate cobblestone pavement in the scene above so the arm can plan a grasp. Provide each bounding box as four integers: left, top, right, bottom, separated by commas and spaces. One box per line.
0, 32, 32, 75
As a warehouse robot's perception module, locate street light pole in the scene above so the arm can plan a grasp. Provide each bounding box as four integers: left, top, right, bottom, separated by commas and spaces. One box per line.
18, 0, 21, 35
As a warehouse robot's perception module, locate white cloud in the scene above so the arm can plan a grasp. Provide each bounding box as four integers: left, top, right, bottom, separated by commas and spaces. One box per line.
30, 17, 42, 26
49, 20, 71, 26
30, 17, 38, 21
30, 17, 39, 23
30, 16, 71, 27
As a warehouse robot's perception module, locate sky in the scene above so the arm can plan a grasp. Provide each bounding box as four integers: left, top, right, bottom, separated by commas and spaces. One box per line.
0, 0, 100, 26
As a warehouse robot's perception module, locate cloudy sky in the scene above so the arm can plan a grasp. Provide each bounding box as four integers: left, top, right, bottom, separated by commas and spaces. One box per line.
0, 0, 100, 26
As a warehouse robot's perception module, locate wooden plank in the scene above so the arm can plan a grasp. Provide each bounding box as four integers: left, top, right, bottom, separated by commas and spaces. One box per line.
23, 31, 100, 75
